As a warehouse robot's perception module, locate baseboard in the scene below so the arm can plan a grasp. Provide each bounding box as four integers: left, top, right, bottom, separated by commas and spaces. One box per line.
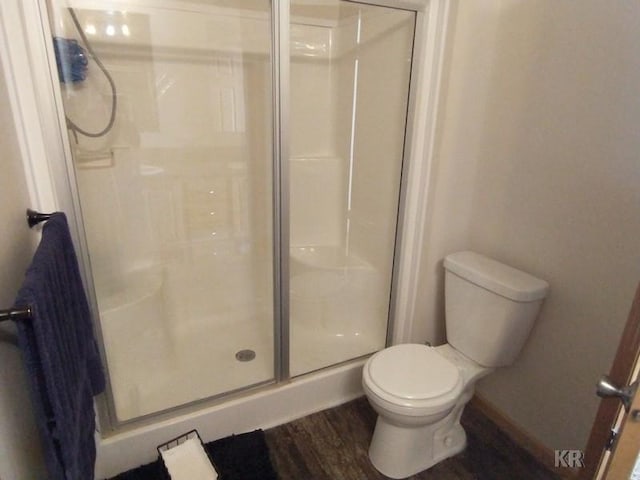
470, 394, 580, 480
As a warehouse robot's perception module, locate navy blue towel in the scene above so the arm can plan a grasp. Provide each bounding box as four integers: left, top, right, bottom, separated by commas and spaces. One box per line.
14, 212, 105, 480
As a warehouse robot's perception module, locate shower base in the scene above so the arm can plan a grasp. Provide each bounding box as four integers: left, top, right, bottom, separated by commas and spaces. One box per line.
101, 304, 274, 421
97, 245, 387, 422
290, 245, 388, 376
101, 302, 381, 422
99, 281, 382, 422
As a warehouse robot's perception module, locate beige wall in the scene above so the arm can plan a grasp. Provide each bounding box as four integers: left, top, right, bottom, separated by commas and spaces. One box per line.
417, 1, 640, 450
0, 66, 46, 478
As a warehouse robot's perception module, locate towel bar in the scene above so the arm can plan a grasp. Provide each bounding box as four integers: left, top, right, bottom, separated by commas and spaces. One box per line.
0, 306, 32, 323
0, 208, 53, 322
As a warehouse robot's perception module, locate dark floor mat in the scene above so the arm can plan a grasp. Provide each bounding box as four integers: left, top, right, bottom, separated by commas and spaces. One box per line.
109, 430, 278, 480
206, 430, 278, 480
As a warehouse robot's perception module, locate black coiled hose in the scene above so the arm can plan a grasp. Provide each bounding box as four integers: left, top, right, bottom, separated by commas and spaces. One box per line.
65, 7, 117, 138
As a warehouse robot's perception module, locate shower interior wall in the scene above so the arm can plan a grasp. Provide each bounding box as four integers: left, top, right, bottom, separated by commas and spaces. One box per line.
57, 6, 275, 311
290, 8, 412, 273
58, 6, 414, 295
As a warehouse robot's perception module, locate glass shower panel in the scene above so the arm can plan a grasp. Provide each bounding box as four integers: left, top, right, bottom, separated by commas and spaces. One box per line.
289, 1, 416, 376
47, 1, 274, 421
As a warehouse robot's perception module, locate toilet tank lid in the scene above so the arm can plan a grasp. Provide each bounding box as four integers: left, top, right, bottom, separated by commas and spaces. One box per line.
444, 251, 549, 302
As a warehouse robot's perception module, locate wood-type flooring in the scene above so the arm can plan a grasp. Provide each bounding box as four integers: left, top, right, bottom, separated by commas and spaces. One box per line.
264, 397, 561, 480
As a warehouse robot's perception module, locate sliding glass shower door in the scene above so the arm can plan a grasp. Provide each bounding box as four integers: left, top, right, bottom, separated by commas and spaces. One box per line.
46, 0, 416, 424
288, 1, 415, 376
48, 1, 275, 421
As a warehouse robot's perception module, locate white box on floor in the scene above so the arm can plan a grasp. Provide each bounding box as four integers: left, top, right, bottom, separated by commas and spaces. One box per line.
158, 430, 218, 480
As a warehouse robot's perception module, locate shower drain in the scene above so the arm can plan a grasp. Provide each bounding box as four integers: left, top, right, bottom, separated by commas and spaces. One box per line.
235, 349, 256, 362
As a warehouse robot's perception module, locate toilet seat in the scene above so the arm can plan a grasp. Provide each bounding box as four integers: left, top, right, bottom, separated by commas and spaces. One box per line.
364, 344, 463, 416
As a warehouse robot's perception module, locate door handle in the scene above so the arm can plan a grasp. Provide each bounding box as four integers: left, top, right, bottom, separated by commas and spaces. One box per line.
597, 375, 638, 412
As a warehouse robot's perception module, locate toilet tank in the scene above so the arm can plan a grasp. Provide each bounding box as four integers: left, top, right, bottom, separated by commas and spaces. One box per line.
443, 251, 549, 367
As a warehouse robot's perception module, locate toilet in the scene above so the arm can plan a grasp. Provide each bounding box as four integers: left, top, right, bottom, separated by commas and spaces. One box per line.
362, 251, 549, 479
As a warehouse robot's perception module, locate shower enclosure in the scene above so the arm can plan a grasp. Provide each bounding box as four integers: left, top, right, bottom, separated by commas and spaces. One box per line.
43, 0, 416, 424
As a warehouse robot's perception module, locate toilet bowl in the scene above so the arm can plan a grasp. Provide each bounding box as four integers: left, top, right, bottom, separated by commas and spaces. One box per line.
363, 343, 491, 478
363, 344, 462, 424
362, 251, 549, 479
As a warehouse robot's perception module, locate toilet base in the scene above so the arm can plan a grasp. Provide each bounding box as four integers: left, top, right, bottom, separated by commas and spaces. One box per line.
368, 410, 467, 479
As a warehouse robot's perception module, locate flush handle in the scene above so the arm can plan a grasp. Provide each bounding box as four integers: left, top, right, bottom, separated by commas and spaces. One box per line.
597, 375, 638, 412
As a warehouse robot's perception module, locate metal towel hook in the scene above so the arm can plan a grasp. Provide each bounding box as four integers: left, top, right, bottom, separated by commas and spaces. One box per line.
27, 208, 54, 228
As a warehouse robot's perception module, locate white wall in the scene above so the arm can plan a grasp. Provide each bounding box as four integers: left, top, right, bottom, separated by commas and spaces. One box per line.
417, 0, 640, 451
0, 65, 47, 478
